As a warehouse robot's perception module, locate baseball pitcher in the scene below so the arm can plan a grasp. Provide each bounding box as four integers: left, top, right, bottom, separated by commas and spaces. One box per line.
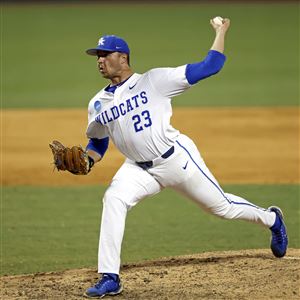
50, 17, 288, 298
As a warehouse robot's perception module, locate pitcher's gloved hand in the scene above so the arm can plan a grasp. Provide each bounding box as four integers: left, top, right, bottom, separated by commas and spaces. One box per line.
49, 140, 94, 175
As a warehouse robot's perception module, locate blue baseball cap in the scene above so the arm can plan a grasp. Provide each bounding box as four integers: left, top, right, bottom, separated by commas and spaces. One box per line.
86, 35, 130, 56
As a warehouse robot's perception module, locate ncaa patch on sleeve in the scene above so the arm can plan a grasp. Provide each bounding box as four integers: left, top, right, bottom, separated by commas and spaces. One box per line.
94, 100, 102, 112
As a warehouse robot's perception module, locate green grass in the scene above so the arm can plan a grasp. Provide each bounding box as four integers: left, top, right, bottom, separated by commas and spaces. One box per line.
1, 184, 299, 275
2, 3, 299, 108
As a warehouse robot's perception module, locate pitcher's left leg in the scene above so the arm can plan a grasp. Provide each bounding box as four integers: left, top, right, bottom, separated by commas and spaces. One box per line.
175, 165, 276, 228
173, 137, 288, 257
173, 137, 275, 227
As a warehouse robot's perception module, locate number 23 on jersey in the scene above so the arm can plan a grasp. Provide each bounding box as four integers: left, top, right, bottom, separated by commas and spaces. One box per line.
132, 110, 152, 132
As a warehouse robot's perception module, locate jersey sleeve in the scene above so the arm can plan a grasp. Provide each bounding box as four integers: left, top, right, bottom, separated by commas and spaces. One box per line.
86, 120, 108, 139
185, 50, 226, 84
86, 96, 109, 139
86, 137, 109, 158
147, 65, 191, 98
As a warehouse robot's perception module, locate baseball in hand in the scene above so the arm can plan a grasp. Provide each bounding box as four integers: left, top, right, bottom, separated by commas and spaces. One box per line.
213, 16, 224, 25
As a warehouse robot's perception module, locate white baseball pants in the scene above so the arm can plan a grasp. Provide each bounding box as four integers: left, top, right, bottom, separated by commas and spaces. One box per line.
97, 134, 276, 274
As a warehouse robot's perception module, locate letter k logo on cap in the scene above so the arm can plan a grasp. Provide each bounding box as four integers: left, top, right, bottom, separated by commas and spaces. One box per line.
98, 37, 105, 46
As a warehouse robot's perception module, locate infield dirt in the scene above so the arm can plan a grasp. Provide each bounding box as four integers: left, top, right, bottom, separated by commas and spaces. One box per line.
1, 107, 299, 299
2, 107, 299, 186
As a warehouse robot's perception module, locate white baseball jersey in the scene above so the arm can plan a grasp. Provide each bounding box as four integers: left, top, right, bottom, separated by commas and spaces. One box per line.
86, 64, 277, 276
86, 65, 191, 162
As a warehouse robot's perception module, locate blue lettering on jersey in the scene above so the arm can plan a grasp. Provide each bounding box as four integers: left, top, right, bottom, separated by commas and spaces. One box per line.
95, 91, 149, 125
131, 95, 139, 108
126, 99, 134, 112
101, 112, 107, 124
104, 111, 113, 122
95, 115, 102, 125
111, 106, 120, 119
140, 91, 148, 104
119, 103, 126, 115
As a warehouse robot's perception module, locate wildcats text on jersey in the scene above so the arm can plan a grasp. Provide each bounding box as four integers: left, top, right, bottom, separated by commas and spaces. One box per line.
95, 91, 148, 125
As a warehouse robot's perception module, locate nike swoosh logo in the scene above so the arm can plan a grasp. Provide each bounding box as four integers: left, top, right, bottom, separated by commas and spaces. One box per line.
129, 83, 137, 90
182, 161, 189, 170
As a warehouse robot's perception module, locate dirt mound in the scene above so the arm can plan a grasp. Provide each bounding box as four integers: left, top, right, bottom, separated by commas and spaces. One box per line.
1, 249, 299, 300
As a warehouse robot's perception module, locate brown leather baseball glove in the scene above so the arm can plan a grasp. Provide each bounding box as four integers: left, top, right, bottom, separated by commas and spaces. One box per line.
49, 140, 94, 175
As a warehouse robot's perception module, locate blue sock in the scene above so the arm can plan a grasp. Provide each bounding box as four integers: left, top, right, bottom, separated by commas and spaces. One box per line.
104, 273, 118, 281
270, 214, 281, 230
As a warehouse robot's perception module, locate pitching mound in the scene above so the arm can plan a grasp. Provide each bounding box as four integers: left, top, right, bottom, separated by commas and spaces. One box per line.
1, 249, 299, 300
